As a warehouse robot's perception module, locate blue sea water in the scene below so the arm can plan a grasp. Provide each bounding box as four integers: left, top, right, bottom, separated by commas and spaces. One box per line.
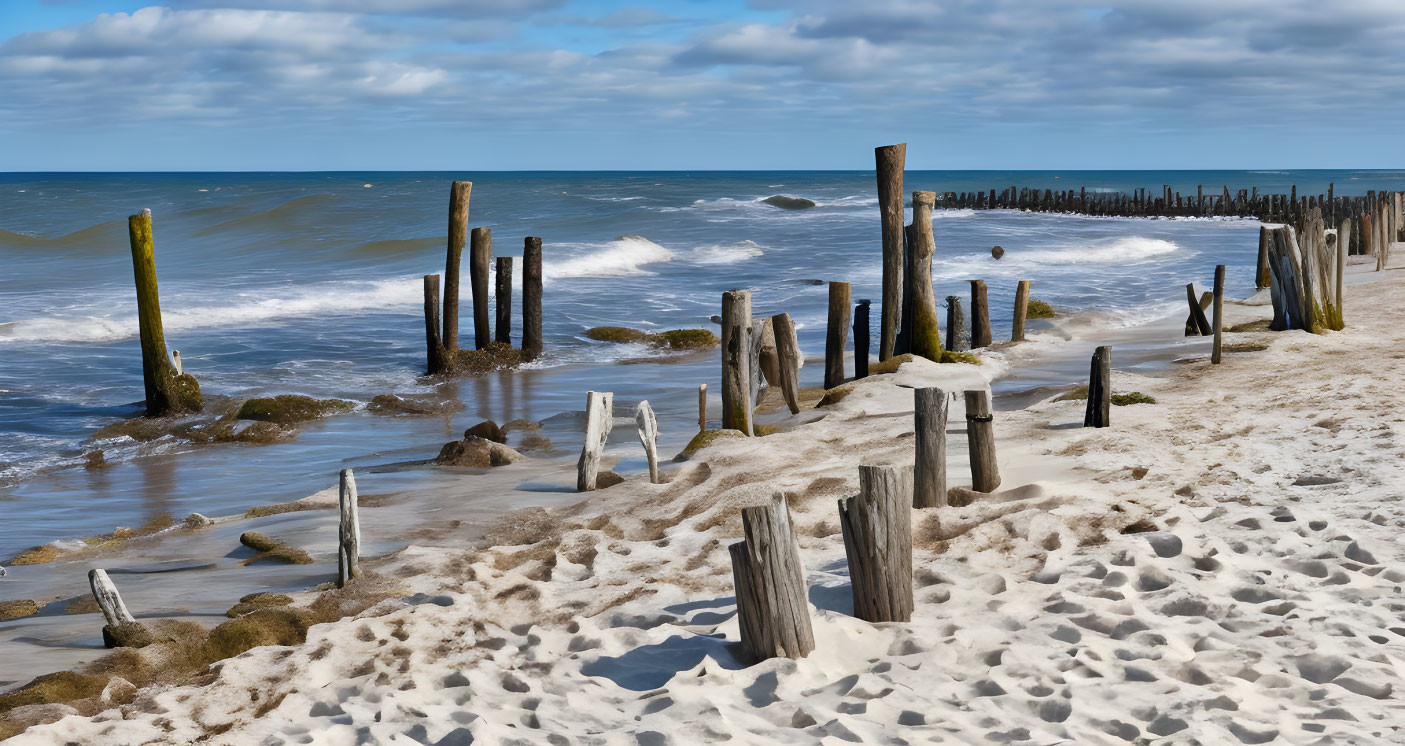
1, 169, 1403, 558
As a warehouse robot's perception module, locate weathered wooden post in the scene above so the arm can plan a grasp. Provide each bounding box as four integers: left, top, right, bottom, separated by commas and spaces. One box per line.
721, 290, 753, 435
1083, 346, 1111, 428
969, 280, 992, 348
945, 296, 969, 351
128, 209, 201, 416
577, 391, 613, 491
1184, 291, 1212, 336
913, 387, 948, 508
875, 144, 906, 360
89, 569, 136, 647
424, 274, 448, 374
523, 237, 543, 360
729, 492, 814, 662
698, 384, 707, 432
748, 319, 766, 416
839, 464, 914, 623
964, 390, 1000, 492
1335, 218, 1350, 328
469, 227, 492, 349
635, 400, 660, 484
1011, 280, 1031, 342
1256, 226, 1271, 289
171, 350, 182, 376
771, 313, 802, 415
908, 192, 943, 361
825, 281, 851, 389
1185, 284, 1212, 336
337, 468, 360, 588
1211, 265, 1225, 364
495, 257, 512, 344
853, 299, 871, 379
443, 181, 471, 354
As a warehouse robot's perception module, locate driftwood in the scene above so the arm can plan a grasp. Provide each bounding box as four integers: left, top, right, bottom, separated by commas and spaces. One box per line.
495, 257, 512, 344
128, 209, 201, 416
1184, 291, 1211, 336
771, 313, 802, 415
443, 181, 471, 353
635, 400, 660, 484
729, 492, 814, 662
1011, 280, 1031, 342
853, 299, 871, 379
1211, 266, 1225, 364
721, 290, 753, 435
576, 391, 613, 491
88, 568, 136, 629
969, 280, 992, 348
913, 387, 948, 508
875, 144, 906, 360
337, 468, 360, 588
1185, 284, 1212, 336
839, 464, 914, 623
469, 227, 492, 349
1083, 346, 1111, 428
523, 237, 543, 359
964, 390, 1000, 492
826, 282, 851, 389
908, 192, 943, 361
945, 295, 969, 352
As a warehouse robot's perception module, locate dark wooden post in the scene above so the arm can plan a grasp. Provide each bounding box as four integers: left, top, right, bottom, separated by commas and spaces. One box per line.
853, 299, 871, 379
469, 227, 492, 349
1256, 226, 1271, 289
721, 290, 753, 435
964, 390, 1000, 492
875, 144, 906, 361
1211, 265, 1225, 364
443, 181, 471, 353
896, 223, 914, 356
337, 468, 360, 588
945, 295, 969, 351
825, 281, 851, 389
1083, 346, 1111, 428
914, 387, 948, 508
577, 391, 613, 491
522, 237, 543, 360
1011, 280, 1031, 342
771, 312, 802, 415
495, 257, 512, 344
1185, 284, 1212, 335
839, 464, 914, 623
128, 209, 201, 416
729, 492, 814, 662
424, 275, 447, 374
908, 192, 943, 361
969, 280, 992, 348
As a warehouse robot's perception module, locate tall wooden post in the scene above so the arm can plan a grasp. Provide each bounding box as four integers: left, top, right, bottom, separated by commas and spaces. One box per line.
945, 296, 969, 351
875, 144, 906, 360
721, 290, 753, 435
698, 383, 707, 432
443, 181, 471, 353
1083, 346, 1111, 428
523, 237, 543, 360
853, 299, 871, 379
913, 387, 948, 508
771, 313, 802, 415
495, 257, 512, 344
1211, 265, 1225, 364
964, 390, 1000, 492
635, 400, 660, 484
908, 192, 943, 361
337, 468, 360, 588
825, 282, 851, 389
424, 275, 447, 374
577, 391, 613, 492
128, 209, 201, 416
1256, 226, 1271, 289
1011, 280, 1031, 342
729, 492, 814, 662
469, 227, 492, 349
969, 280, 992, 348
1336, 218, 1350, 328
839, 464, 914, 623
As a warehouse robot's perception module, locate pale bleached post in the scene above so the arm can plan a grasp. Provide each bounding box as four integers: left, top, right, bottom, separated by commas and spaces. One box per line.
913, 387, 948, 508
875, 144, 906, 360
172, 350, 183, 376
635, 400, 660, 484
1211, 265, 1225, 364
469, 226, 492, 349
964, 390, 1001, 492
577, 391, 613, 491
1335, 218, 1350, 328
908, 192, 943, 360
729, 492, 814, 662
970, 280, 992, 348
337, 468, 360, 588
748, 318, 767, 415
721, 290, 753, 435
698, 383, 707, 432
443, 181, 471, 353
88, 569, 136, 629
771, 312, 802, 415
495, 256, 512, 344
1083, 346, 1111, 428
839, 464, 914, 623
825, 281, 851, 389
1011, 280, 1031, 342
945, 295, 969, 352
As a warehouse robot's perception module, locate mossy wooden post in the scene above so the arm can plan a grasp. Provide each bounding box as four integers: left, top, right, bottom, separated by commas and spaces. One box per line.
469, 227, 492, 349
1083, 346, 1111, 428
964, 390, 1000, 492
945, 295, 969, 351
1256, 226, 1271, 289
89, 568, 136, 647
495, 257, 512, 344
337, 468, 360, 588
729, 492, 814, 662
721, 290, 753, 436
424, 274, 448, 374
577, 391, 613, 492
698, 383, 707, 432
443, 181, 471, 353
825, 281, 851, 389
913, 387, 948, 508
1185, 284, 1212, 336
839, 464, 914, 623
853, 299, 871, 378
875, 144, 906, 361
969, 280, 992, 348
1011, 280, 1031, 342
635, 400, 660, 484
908, 192, 943, 361
1211, 265, 1226, 364
523, 237, 544, 360
771, 312, 802, 415
128, 209, 201, 416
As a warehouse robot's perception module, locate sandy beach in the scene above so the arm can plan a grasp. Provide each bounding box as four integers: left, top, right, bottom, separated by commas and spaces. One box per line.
1, 250, 1399, 744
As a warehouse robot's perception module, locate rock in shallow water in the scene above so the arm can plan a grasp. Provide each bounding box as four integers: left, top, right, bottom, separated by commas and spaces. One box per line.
435, 437, 521, 467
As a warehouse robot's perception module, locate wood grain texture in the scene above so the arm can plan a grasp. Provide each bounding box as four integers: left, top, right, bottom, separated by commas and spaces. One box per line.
338, 468, 360, 588
908, 192, 943, 361
969, 280, 992, 349
875, 144, 906, 361
88, 568, 136, 629
443, 181, 471, 352
964, 390, 1001, 492
771, 312, 802, 415
495, 256, 512, 344
825, 282, 851, 390
839, 463, 914, 623
913, 388, 948, 508
469, 226, 492, 350
945, 295, 969, 352
423, 274, 447, 374
523, 237, 543, 359
721, 290, 753, 435
729, 492, 814, 661
1011, 280, 1031, 342
577, 391, 614, 492
635, 400, 660, 484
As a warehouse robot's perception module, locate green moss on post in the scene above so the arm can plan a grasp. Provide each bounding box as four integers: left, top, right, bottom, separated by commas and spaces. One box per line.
128, 209, 201, 416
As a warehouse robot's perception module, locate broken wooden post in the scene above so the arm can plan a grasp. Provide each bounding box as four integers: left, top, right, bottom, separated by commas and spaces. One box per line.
729, 492, 814, 662
1256, 226, 1271, 289
853, 299, 871, 379
969, 280, 992, 348
908, 192, 943, 361
171, 350, 182, 376
469, 227, 492, 349
424, 274, 448, 374
1211, 265, 1225, 364
89, 568, 136, 647
635, 400, 659, 484
443, 181, 471, 353
964, 390, 1001, 492
1012, 280, 1031, 342
771, 312, 802, 415
839, 463, 914, 623
522, 237, 543, 360
825, 281, 851, 389
495, 256, 512, 344
698, 383, 707, 432
577, 391, 613, 491
337, 468, 360, 588
945, 295, 969, 351
913, 387, 948, 508
875, 144, 906, 361
1083, 346, 1111, 428
1185, 291, 1212, 336
721, 290, 754, 435
748, 318, 767, 416
128, 209, 201, 416
1185, 284, 1212, 336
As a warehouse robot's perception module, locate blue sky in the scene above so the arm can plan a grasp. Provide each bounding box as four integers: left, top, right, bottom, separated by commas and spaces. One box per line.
2, 0, 1403, 171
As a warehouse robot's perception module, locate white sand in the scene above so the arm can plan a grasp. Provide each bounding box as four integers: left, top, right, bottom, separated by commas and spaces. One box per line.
10, 260, 1405, 745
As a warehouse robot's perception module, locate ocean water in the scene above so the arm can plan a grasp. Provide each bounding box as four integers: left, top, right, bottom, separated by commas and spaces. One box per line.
2, 169, 1403, 559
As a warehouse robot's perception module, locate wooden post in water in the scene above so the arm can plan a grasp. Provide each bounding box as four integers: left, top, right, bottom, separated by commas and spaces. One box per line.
913, 387, 948, 508
771, 313, 802, 415
896, 223, 914, 356
969, 280, 992, 348
469, 227, 492, 349
1083, 346, 1111, 428
945, 295, 969, 351
908, 192, 943, 361
721, 290, 753, 435
1256, 226, 1271, 289
825, 282, 851, 389
839, 464, 914, 623
337, 468, 360, 588
1211, 265, 1225, 364
128, 209, 201, 416
875, 144, 906, 361
698, 384, 707, 432
853, 299, 871, 379
577, 391, 613, 491
964, 390, 1000, 492
635, 400, 660, 484
522, 237, 543, 360
729, 492, 814, 662
495, 257, 512, 344
89, 569, 136, 647
1185, 284, 1212, 336
443, 181, 471, 353
1011, 280, 1031, 342
424, 274, 448, 374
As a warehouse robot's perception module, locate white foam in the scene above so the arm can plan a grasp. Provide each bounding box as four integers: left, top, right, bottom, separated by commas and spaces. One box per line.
542, 235, 675, 282
687, 240, 764, 265
1007, 236, 1181, 266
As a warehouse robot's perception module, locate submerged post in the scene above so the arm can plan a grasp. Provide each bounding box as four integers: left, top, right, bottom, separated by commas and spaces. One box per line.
721, 290, 753, 435
523, 237, 543, 360
839, 464, 914, 623
577, 391, 613, 491
1083, 346, 1111, 428
495, 257, 513, 344
128, 209, 201, 416
443, 181, 471, 353
964, 390, 1000, 492
913, 387, 948, 508
853, 299, 871, 379
875, 144, 906, 360
1011, 280, 1031, 342
424, 274, 448, 374
825, 281, 851, 389
945, 295, 969, 352
469, 227, 492, 349
908, 192, 943, 361
1211, 265, 1225, 364
969, 280, 992, 348
771, 312, 802, 415
635, 400, 660, 484
337, 468, 360, 588
729, 492, 814, 662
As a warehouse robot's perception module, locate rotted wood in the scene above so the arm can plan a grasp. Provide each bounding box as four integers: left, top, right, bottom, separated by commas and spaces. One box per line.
969, 280, 992, 348
337, 467, 360, 588
875, 144, 906, 361
913, 387, 949, 508
839, 463, 914, 623
771, 312, 802, 415
964, 390, 1001, 492
443, 181, 471, 352
908, 192, 943, 361
729, 492, 814, 662
522, 237, 543, 360
826, 281, 851, 389
635, 400, 660, 484
469, 227, 492, 349
424, 274, 448, 374
945, 295, 969, 352
577, 391, 614, 492
495, 256, 513, 344
1083, 346, 1111, 428
721, 290, 753, 435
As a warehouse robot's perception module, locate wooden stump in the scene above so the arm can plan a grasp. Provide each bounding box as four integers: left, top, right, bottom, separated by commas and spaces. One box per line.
577, 391, 613, 492
969, 280, 992, 348
424, 274, 448, 374
1011, 280, 1031, 342
635, 400, 660, 484
721, 290, 753, 435
89, 568, 136, 647
908, 192, 943, 361
469, 226, 492, 349
1083, 346, 1111, 428
698, 383, 707, 432
945, 295, 969, 352
853, 299, 871, 379
839, 464, 914, 623
1185, 283, 1212, 336
913, 388, 948, 508
771, 312, 802, 415
1211, 265, 1225, 364
337, 468, 360, 588
443, 181, 471, 353
729, 492, 814, 662
128, 209, 201, 416
875, 144, 906, 361
825, 282, 851, 389
964, 390, 1001, 492
495, 257, 513, 344
523, 237, 543, 360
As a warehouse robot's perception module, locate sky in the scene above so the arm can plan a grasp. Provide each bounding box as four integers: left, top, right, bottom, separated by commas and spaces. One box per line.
1, 0, 1404, 171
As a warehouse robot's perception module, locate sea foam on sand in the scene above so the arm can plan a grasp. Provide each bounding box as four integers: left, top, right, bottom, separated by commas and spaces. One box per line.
11, 259, 1405, 745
